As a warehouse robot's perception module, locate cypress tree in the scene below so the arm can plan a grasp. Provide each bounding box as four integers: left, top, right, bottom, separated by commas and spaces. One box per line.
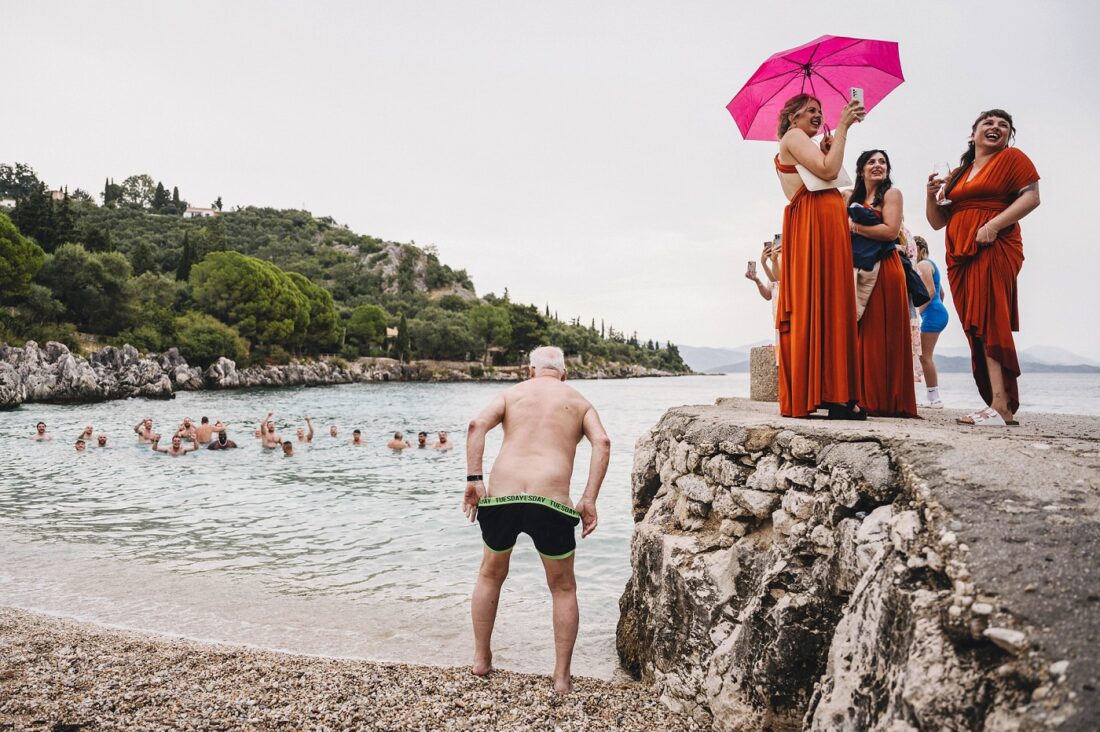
130, 240, 157, 275
152, 182, 169, 212
172, 186, 181, 214
176, 231, 193, 281
394, 313, 411, 362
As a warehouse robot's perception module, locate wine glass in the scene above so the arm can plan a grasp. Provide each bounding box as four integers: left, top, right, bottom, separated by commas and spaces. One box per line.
933, 162, 953, 206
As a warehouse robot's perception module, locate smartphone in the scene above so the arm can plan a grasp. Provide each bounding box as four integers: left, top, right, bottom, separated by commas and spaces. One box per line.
747, 261, 757, 277
850, 87, 864, 106
773, 233, 782, 248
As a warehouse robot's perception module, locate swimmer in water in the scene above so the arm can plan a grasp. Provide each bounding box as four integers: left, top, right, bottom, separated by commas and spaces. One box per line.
151, 434, 200, 456
387, 431, 410, 450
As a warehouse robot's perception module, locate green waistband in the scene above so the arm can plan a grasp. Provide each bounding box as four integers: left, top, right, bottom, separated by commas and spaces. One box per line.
478, 494, 581, 519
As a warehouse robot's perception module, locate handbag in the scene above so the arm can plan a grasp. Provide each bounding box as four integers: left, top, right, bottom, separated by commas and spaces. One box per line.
898, 251, 931, 307
795, 163, 853, 192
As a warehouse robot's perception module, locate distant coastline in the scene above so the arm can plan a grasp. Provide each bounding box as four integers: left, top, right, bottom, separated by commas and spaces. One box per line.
0, 339, 689, 409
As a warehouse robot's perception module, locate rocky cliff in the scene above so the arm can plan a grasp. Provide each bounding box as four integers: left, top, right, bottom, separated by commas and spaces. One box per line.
0, 341, 680, 408
618, 399, 1097, 731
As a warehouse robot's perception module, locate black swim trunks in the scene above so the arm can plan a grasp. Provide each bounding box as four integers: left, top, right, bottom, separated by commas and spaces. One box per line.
477, 494, 581, 560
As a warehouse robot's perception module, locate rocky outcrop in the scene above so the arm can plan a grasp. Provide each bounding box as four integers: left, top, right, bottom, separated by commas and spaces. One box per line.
618, 401, 1094, 731
0, 341, 686, 408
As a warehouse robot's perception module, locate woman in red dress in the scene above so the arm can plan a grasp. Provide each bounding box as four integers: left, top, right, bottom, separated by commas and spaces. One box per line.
925, 110, 1040, 426
774, 94, 865, 418
847, 149, 918, 417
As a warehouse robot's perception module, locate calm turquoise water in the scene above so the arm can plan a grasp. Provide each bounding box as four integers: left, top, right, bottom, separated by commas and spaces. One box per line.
1, 372, 1097, 678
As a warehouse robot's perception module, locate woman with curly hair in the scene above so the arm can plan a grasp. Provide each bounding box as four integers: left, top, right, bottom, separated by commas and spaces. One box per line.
926, 110, 1040, 426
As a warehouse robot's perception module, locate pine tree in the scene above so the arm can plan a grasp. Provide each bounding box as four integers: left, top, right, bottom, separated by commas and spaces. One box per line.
175, 231, 194, 281
130, 240, 157, 275
213, 196, 223, 212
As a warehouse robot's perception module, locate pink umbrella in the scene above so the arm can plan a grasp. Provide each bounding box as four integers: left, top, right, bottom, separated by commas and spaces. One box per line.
727, 35, 904, 141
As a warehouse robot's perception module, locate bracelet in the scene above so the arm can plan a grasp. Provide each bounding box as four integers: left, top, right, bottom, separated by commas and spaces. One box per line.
466, 474, 483, 482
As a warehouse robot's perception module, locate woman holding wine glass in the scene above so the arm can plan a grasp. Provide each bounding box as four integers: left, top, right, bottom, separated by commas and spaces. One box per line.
925, 109, 1041, 426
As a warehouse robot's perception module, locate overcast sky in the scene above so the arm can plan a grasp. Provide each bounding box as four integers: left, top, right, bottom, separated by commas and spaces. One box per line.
5, 1, 1098, 358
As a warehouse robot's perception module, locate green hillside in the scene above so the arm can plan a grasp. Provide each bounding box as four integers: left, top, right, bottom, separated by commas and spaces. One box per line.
0, 163, 688, 372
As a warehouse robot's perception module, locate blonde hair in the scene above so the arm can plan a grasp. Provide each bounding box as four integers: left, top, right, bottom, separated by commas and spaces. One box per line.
777, 94, 821, 140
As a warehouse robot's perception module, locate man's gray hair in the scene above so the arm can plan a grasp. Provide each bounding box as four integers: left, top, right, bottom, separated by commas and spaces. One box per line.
529, 346, 566, 373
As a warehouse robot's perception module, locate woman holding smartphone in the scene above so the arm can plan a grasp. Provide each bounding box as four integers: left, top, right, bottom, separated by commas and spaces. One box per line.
846, 149, 918, 417
773, 94, 865, 418
925, 110, 1040, 426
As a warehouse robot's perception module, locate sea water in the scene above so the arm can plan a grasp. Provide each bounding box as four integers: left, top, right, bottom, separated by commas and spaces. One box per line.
1, 372, 1097, 679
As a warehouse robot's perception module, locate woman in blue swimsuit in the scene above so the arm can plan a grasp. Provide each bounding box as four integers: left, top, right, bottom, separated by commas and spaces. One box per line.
915, 236, 949, 408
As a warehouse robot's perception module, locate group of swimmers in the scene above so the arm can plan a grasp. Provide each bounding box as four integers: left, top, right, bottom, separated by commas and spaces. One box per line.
30, 415, 455, 457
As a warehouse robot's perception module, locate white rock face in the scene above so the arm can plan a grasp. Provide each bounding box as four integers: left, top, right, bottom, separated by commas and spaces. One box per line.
617, 408, 1053, 732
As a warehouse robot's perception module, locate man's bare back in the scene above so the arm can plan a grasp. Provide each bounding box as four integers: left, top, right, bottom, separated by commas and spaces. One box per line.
486, 378, 591, 505
464, 347, 610, 695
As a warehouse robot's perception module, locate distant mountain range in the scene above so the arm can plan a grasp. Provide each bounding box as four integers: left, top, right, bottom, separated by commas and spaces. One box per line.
680, 343, 1100, 375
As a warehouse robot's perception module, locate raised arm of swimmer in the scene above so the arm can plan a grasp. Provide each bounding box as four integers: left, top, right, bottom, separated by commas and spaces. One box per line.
576, 407, 610, 538
464, 394, 506, 522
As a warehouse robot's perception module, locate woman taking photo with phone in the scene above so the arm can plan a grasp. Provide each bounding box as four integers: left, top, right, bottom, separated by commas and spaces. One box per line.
926, 110, 1040, 426
773, 94, 865, 418
846, 149, 918, 417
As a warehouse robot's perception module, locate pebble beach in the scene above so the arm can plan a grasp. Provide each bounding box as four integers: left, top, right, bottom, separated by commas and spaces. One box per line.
0, 607, 692, 731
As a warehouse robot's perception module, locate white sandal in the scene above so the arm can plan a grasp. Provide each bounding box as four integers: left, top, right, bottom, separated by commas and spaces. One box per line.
956, 407, 1006, 427
921, 400, 944, 409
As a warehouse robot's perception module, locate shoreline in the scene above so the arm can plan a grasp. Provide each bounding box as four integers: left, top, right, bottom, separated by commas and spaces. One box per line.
0, 340, 692, 410
0, 605, 691, 730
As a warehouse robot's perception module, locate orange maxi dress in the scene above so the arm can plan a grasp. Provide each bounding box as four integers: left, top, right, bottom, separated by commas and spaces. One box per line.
774, 156, 860, 417
944, 148, 1040, 414
857, 244, 918, 417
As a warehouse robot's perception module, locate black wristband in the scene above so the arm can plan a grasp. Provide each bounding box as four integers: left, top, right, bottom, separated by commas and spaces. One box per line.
466, 474, 483, 482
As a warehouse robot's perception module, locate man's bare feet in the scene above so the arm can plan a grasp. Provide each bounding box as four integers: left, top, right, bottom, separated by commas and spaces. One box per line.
553, 675, 573, 694
472, 655, 493, 677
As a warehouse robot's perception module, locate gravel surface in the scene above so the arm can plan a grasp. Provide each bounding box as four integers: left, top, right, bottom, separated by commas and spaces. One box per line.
0, 607, 693, 731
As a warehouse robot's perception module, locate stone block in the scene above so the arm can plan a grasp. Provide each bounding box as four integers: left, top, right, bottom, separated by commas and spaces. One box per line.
749, 345, 778, 402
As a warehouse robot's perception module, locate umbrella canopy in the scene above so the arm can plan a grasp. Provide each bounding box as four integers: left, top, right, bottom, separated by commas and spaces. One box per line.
727, 35, 904, 141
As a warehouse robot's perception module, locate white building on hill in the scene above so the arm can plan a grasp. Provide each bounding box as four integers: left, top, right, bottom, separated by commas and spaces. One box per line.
183, 206, 219, 219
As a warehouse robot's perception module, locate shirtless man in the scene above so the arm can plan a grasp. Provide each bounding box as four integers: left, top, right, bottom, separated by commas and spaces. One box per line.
194, 417, 216, 444
207, 429, 238, 450
281, 440, 295, 457
95, 434, 109, 448
134, 418, 156, 443
387, 431, 410, 450
351, 429, 364, 445
463, 346, 610, 694
77, 425, 94, 442
176, 418, 197, 441
432, 431, 453, 450
151, 434, 199, 456
296, 417, 315, 443
260, 412, 282, 449
417, 431, 428, 448
75, 438, 87, 452
329, 425, 338, 438
32, 422, 52, 441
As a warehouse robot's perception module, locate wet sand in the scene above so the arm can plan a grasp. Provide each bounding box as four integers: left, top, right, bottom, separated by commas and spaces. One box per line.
0, 606, 692, 731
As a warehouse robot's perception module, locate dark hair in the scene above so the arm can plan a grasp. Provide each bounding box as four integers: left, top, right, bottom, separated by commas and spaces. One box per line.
945, 109, 1016, 197
777, 94, 822, 140
850, 150, 893, 209
201, 416, 209, 424
36, 421, 45, 428
418, 431, 428, 437
353, 429, 361, 434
